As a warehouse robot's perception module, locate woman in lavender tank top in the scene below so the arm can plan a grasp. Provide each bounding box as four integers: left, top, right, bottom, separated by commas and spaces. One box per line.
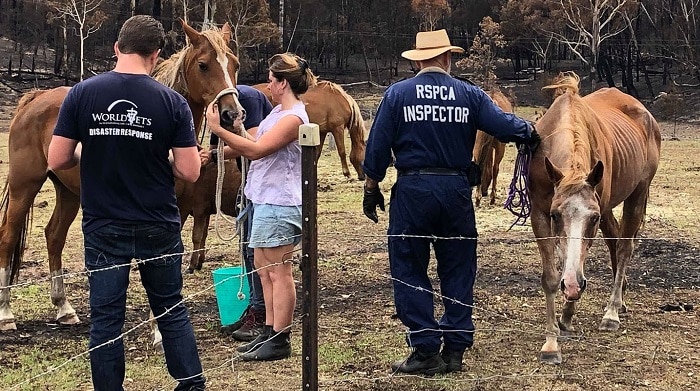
206, 53, 317, 361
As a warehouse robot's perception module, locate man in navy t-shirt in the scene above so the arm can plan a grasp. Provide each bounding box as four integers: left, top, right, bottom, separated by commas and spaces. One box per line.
48, 15, 205, 391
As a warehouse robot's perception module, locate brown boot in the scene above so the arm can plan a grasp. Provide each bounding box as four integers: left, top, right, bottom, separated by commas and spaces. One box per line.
231, 307, 265, 342
219, 305, 252, 335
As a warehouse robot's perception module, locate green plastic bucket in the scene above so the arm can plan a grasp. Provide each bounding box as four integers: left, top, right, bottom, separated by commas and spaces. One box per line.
212, 266, 250, 326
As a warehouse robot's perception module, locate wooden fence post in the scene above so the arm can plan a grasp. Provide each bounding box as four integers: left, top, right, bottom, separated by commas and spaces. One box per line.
299, 123, 320, 391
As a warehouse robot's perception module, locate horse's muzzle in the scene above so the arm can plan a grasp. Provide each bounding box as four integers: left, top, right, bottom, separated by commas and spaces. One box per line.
560, 278, 587, 301
219, 107, 246, 131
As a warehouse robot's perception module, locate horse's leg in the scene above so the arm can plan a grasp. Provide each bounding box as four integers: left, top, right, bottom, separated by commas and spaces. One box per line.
45, 181, 81, 325
186, 211, 208, 274
558, 301, 576, 335
348, 132, 366, 181
180, 211, 198, 275
150, 310, 163, 352
599, 210, 627, 315
0, 177, 46, 330
192, 213, 211, 272
600, 186, 647, 331
332, 128, 351, 178
489, 143, 505, 205
531, 211, 562, 364
315, 132, 328, 163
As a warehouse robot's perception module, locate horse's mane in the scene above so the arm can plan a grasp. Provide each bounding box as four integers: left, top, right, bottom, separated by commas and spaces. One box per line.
152, 27, 233, 95
317, 80, 341, 95
544, 73, 600, 188
542, 71, 580, 101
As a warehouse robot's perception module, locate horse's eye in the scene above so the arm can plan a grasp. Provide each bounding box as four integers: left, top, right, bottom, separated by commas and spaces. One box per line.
590, 214, 600, 224
198, 62, 208, 71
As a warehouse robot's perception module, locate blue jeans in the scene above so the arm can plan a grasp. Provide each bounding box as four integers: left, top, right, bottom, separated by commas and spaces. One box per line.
84, 223, 205, 391
242, 203, 264, 310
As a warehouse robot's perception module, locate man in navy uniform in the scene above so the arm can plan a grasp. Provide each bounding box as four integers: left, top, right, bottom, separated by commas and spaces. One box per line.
362, 29, 540, 375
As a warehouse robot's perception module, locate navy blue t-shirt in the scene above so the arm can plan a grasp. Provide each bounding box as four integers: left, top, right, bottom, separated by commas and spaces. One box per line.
53, 71, 196, 233
210, 84, 273, 145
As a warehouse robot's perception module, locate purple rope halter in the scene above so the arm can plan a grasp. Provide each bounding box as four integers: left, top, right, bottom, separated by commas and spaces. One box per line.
504, 144, 533, 229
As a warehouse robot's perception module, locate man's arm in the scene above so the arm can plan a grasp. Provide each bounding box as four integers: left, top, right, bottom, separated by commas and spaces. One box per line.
48, 136, 80, 170
171, 146, 201, 182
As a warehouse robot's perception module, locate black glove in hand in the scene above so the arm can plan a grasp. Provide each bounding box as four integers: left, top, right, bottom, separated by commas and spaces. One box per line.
363, 185, 385, 223
528, 124, 541, 153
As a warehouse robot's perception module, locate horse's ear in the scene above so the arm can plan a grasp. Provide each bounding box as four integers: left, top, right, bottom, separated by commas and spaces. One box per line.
180, 19, 202, 46
544, 157, 564, 185
221, 22, 232, 42
586, 160, 604, 187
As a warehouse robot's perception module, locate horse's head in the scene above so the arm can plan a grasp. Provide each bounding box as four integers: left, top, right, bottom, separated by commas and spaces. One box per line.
181, 21, 245, 132
545, 157, 604, 301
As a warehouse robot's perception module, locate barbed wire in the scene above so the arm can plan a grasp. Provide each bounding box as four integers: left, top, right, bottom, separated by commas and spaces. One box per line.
2, 222, 697, 388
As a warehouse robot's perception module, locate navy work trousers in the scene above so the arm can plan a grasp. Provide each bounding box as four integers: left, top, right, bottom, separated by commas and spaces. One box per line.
388, 174, 477, 353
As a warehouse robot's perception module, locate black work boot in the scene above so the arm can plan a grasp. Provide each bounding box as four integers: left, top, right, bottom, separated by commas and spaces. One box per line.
239, 330, 291, 361
220, 305, 252, 335
236, 325, 272, 353
441, 348, 465, 373
390, 349, 447, 376
231, 307, 265, 342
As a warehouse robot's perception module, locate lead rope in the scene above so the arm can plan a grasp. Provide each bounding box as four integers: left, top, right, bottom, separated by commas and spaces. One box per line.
236, 157, 250, 300
208, 86, 246, 299
504, 144, 533, 230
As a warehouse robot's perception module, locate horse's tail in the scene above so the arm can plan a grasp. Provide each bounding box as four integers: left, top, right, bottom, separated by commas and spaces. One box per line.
343, 90, 366, 151
0, 181, 30, 284
336, 84, 367, 177
473, 131, 495, 194
542, 71, 580, 100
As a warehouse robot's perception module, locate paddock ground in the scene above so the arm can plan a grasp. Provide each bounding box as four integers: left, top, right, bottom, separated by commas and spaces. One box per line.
0, 112, 698, 390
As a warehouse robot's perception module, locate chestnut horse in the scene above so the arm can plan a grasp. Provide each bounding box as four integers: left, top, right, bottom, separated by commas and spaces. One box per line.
472, 90, 510, 206
253, 80, 367, 180
0, 22, 244, 331
528, 72, 661, 364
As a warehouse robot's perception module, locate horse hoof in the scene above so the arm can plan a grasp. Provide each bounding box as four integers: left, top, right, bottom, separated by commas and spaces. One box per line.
58, 313, 80, 325
185, 268, 195, 274
539, 351, 562, 365
0, 320, 17, 331
599, 318, 620, 331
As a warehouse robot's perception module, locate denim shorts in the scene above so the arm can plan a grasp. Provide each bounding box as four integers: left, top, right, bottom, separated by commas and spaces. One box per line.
249, 203, 302, 248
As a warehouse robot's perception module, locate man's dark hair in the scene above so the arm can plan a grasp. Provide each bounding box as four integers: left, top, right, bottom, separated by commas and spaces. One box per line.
117, 15, 165, 56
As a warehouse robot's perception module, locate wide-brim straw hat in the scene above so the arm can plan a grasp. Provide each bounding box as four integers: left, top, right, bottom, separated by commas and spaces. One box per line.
401, 29, 465, 61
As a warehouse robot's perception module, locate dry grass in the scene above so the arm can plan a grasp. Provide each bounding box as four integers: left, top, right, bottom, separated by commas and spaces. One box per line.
0, 110, 699, 390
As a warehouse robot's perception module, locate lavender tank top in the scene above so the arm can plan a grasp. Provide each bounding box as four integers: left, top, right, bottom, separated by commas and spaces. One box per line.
244, 102, 309, 206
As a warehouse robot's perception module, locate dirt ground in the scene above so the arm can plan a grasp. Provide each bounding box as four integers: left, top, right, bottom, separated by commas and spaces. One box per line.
0, 76, 699, 391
